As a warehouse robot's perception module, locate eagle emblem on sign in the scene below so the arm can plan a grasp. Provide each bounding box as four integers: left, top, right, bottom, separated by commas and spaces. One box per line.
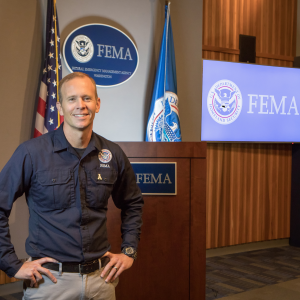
76, 40, 90, 57
207, 79, 243, 125
71, 35, 94, 63
214, 88, 236, 113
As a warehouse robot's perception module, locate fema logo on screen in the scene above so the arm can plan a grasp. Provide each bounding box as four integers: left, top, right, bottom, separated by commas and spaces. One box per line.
207, 80, 242, 125
71, 35, 94, 63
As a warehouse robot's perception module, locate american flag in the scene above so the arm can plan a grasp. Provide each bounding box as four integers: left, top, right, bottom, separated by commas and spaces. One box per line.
34, 0, 63, 138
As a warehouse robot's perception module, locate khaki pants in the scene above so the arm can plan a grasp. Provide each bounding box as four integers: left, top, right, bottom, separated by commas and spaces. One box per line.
22, 266, 119, 300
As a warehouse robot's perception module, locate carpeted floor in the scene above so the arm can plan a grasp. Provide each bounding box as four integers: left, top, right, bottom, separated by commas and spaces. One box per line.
2, 246, 300, 300
206, 246, 300, 299
0, 292, 23, 300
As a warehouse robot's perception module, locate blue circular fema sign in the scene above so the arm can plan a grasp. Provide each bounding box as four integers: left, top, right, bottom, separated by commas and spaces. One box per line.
63, 24, 139, 87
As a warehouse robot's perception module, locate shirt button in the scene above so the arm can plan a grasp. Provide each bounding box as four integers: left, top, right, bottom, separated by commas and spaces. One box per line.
52, 179, 56, 183
82, 226, 87, 230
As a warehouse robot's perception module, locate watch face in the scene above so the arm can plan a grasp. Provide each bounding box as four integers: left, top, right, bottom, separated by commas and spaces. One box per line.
126, 247, 134, 255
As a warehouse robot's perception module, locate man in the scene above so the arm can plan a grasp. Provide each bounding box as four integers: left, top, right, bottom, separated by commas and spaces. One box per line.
0, 72, 143, 299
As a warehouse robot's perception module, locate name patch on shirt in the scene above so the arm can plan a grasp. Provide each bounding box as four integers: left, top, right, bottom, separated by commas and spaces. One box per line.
100, 164, 110, 168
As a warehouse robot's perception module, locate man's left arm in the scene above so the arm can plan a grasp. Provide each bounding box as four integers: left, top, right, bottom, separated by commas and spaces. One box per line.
101, 147, 143, 282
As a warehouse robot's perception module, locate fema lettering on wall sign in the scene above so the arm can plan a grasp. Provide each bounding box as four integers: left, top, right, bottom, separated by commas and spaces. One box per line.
63, 24, 139, 87
131, 162, 177, 195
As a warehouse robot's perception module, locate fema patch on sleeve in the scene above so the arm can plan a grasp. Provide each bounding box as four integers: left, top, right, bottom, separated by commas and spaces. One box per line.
98, 149, 112, 163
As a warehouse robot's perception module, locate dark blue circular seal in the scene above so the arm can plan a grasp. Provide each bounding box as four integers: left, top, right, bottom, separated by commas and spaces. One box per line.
63, 24, 139, 87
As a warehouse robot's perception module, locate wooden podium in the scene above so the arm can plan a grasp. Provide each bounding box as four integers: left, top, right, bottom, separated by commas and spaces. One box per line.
106, 142, 206, 300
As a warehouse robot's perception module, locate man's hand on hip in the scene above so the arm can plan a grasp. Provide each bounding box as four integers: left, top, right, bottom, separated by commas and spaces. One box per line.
101, 252, 134, 283
14, 257, 58, 287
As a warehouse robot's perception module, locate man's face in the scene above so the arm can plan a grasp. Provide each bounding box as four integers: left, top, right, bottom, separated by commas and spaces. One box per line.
56, 77, 100, 132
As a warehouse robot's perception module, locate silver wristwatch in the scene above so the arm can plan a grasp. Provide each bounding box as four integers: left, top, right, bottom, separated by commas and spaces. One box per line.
122, 247, 137, 260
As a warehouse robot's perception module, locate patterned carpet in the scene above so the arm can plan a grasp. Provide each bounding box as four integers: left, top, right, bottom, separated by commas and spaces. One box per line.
2, 246, 300, 299
0, 292, 23, 300
206, 246, 300, 299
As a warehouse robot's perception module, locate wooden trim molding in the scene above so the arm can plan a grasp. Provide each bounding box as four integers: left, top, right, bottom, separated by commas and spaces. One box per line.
202, 45, 240, 55
256, 52, 294, 62
116, 142, 206, 158
203, 45, 294, 62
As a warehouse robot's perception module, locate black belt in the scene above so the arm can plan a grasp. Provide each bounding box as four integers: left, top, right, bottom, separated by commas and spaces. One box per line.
32, 256, 110, 275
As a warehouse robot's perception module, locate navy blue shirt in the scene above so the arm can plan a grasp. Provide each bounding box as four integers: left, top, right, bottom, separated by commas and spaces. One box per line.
0, 125, 143, 277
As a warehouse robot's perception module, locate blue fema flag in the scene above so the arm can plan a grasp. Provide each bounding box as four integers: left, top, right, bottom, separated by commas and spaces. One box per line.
146, 3, 182, 142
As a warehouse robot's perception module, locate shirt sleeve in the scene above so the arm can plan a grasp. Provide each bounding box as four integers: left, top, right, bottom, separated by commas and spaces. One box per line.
111, 147, 144, 251
0, 143, 32, 277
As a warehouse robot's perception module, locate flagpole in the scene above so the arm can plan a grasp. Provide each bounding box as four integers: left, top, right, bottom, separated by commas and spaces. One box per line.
162, 2, 171, 141
53, 0, 61, 127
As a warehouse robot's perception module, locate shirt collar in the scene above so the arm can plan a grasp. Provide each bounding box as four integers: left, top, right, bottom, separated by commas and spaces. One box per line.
53, 123, 102, 153
53, 124, 69, 152
88, 131, 102, 153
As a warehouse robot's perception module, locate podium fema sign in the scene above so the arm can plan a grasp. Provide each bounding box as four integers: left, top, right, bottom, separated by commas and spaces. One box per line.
63, 24, 139, 87
131, 162, 177, 195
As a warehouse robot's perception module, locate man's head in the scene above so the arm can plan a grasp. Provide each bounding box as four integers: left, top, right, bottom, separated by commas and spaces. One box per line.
58, 72, 98, 104
56, 72, 100, 133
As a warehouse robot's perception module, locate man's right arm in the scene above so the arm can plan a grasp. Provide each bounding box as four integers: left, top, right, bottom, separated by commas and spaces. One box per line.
0, 144, 32, 277
0, 144, 58, 286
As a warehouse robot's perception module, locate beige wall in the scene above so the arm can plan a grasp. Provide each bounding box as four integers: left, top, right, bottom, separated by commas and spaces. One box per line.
171, 0, 203, 141
57, 0, 203, 141
0, 0, 203, 261
0, 0, 45, 258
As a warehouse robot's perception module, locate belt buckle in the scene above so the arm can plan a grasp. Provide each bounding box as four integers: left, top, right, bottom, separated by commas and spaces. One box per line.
79, 263, 89, 275
79, 260, 101, 275
53, 261, 63, 276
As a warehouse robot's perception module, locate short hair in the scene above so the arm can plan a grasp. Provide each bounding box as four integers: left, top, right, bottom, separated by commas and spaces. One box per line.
58, 72, 98, 104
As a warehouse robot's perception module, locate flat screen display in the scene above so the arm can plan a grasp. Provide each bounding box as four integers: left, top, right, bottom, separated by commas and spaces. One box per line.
201, 59, 300, 142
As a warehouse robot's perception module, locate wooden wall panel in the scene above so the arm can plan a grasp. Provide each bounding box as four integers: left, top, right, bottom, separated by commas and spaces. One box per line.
0, 272, 19, 285
203, 0, 296, 248
206, 144, 292, 249
203, 0, 297, 65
